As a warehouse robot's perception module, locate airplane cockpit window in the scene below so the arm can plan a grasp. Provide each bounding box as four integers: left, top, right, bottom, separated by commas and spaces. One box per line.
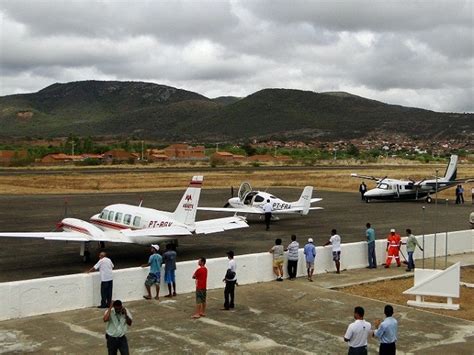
124, 214, 132, 225
108, 211, 115, 221
115, 212, 123, 223
254, 195, 264, 203
378, 183, 390, 190
133, 216, 141, 227
244, 192, 257, 205
100, 209, 109, 219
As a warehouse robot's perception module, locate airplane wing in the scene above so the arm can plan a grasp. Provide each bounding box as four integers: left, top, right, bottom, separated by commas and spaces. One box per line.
0, 231, 91, 242
194, 216, 248, 234
272, 206, 324, 214
350, 173, 380, 181
197, 206, 263, 214
121, 227, 192, 238
310, 198, 323, 203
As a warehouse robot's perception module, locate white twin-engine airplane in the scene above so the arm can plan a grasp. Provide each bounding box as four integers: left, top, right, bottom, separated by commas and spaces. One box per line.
351, 155, 473, 203
198, 182, 323, 218
0, 176, 248, 259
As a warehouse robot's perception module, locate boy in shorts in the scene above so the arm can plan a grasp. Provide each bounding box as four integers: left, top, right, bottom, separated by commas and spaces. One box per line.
192, 257, 208, 319
141, 244, 162, 300
324, 229, 342, 274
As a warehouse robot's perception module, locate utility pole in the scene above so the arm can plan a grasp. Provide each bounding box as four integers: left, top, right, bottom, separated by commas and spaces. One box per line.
141, 140, 144, 161
445, 199, 449, 268
433, 169, 439, 269
422, 206, 425, 269
71, 141, 75, 156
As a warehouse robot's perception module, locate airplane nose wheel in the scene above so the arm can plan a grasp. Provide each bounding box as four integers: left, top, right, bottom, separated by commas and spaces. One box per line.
426, 196, 433, 203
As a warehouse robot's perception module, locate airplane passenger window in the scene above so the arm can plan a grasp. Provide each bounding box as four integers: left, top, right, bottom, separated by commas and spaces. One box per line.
115, 212, 123, 223
254, 195, 264, 203
108, 211, 115, 221
133, 216, 141, 227
100, 210, 108, 219
124, 214, 132, 225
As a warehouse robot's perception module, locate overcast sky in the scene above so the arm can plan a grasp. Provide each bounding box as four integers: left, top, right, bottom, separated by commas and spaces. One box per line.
0, 0, 473, 112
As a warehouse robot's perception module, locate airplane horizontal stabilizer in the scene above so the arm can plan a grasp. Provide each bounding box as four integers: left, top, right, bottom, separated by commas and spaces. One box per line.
310, 198, 323, 203
194, 216, 248, 234
0, 232, 90, 242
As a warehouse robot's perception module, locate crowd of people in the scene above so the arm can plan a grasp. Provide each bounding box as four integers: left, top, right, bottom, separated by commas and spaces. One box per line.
87, 225, 418, 354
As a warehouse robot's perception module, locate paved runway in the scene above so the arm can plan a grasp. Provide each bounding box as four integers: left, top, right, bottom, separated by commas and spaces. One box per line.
0, 188, 471, 281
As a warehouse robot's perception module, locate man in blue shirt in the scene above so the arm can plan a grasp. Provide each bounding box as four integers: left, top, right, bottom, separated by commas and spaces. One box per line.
303, 238, 316, 282
366, 223, 377, 269
141, 244, 163, 300
373, 304, 398, 355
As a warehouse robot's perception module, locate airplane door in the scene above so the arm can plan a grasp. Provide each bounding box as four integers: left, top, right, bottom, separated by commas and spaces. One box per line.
396, 185, 400, 198
238, 182, 252, 202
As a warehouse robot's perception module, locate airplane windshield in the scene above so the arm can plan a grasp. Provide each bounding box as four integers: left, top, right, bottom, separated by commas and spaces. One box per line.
238, 182, 252, 201
377, 183, 390, 190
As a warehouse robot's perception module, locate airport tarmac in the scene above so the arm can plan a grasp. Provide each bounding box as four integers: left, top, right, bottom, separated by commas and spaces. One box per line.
0, 189, 472, 282
0, 254, 473, 354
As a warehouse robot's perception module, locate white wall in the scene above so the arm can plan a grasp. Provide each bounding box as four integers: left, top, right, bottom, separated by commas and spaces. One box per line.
0, 230, 472, 321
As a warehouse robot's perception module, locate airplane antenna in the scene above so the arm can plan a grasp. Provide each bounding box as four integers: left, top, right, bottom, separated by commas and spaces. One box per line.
138, 196, 143, 207
64, 197, 69, 217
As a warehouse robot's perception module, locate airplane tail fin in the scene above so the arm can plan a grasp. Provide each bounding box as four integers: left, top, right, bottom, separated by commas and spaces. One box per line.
443, 155, 458, 181
172, 176, 203, 226
296, 186, 313, 215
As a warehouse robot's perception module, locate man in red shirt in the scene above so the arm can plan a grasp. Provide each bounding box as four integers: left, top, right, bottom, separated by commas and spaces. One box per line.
385, 229, 402, 268
192, 257, 208, 319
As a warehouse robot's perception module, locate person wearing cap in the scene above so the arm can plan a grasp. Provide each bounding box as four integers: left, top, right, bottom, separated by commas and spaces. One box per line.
303, 238, 316, 281
87, 251, 114, 308
385, 229, 402, 268
222, 250, 237, 310
141, 244, 163, 300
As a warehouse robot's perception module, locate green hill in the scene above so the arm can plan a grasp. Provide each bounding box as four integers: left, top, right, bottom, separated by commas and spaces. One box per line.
0, 81, 471, 141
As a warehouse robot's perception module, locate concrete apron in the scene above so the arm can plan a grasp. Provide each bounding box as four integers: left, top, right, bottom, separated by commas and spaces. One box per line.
0, 255, 473, 354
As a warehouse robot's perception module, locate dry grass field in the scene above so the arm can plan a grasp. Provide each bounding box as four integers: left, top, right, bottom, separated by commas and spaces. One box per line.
340, 266, 474, 321
0, 160, 473, 195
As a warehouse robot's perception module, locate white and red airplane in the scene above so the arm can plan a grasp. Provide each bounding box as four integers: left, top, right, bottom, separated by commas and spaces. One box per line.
0, 176, 248, 260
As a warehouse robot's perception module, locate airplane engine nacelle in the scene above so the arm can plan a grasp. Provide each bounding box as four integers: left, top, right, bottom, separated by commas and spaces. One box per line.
59, 218, 107, 240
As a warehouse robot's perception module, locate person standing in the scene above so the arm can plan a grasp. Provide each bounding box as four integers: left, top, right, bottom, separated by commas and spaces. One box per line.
366, 223, 377, 269
344, 306, 371, 355
359, 182, 367, 201
163, 243, 177, 297
192, 257, 208, 319
263, 199, 273, 230
141, 244, 162, 300
104, 300, 132, 355
269, 238, 284, 281
286, 234, 299, 280
459, 184, 465, 204
304, 238, 316, 282
88, 251, 114, 308
385, 229, 402, 268
222, 250, 237, 310
324, 229, 342, 274
373, 305, 398, 355
405, 229, 423, 272
455, 185, 461, 204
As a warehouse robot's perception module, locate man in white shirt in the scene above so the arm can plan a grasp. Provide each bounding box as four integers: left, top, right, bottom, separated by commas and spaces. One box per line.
88, 251, 114, 308
262, 199, 273, 231
286, 234, 299, 280
222, 250, 237, 310
324, 229, 342, 273
104, 299, 132, 355
344, 306, 371, 355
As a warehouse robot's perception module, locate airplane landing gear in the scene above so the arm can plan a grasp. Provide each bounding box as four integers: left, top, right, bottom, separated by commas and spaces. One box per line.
426, 196, 433, 204
80, 242, 91, 263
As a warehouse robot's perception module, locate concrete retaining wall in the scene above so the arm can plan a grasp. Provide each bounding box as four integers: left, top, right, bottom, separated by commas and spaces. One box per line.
1, 230, 472, 321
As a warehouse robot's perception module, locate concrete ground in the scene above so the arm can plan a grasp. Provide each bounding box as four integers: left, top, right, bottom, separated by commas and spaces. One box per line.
1, 254, 472, 354
0, 189, 472, 282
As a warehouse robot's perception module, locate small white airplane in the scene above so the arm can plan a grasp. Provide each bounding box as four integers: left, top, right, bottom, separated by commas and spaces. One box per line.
351, 155, 473, 203
198, 182, 322, 219
0, 176, 248, 260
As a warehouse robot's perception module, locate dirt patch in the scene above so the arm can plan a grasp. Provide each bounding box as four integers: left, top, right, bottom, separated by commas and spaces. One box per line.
339, 265, 474, 321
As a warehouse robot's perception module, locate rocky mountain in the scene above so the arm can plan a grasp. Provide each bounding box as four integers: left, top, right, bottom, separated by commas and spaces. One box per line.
0, 80, 471, 142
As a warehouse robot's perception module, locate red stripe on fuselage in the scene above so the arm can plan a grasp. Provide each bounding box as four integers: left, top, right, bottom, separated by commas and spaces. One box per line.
90, 218, 133, 230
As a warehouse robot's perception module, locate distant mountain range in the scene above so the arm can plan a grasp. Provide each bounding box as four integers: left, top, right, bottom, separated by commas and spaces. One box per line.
0, 80, 472, 142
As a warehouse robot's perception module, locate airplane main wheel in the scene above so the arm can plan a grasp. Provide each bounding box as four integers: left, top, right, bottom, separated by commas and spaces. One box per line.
426, 196, 433, 204
365, 198, 370, 203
